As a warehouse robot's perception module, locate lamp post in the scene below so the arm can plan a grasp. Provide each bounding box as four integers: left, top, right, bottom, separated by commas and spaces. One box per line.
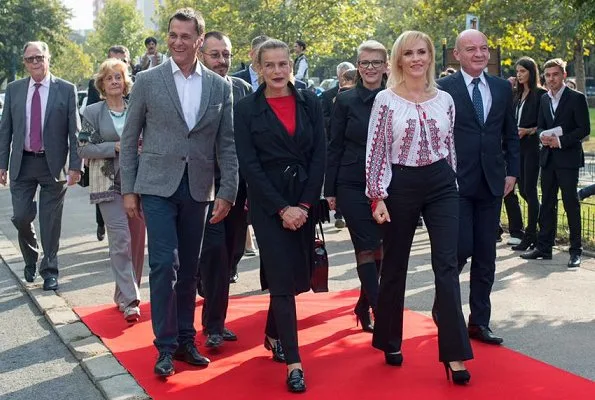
497, 39, 502, 77
442, 38, 447, 73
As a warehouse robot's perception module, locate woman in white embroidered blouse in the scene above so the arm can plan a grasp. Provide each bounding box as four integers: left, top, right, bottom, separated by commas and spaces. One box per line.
365, 31, 473, 384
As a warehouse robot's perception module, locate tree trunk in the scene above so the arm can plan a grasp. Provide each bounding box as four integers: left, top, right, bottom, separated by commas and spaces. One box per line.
574, 38, 586, 94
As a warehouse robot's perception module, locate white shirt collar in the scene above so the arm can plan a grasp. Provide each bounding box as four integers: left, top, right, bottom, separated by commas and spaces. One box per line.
548, 83, 566, 101
460, 68, 486, 87
29, 73, 51, 88
171, 59, 203, 77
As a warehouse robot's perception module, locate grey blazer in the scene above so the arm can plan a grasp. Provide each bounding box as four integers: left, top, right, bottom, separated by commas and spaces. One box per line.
0, 74, 81, 180
120, 59, 238, 203
77, 101, 120, 163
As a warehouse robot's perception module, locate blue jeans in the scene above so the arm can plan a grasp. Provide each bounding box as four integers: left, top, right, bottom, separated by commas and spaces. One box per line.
141, 173, 208, 353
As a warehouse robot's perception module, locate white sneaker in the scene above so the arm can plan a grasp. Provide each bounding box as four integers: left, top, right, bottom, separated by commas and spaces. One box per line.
123, 306, 140, 323
507, 237, 522, 245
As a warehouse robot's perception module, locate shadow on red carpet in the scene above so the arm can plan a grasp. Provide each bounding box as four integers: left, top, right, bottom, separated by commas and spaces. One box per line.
74, 290, 595, 399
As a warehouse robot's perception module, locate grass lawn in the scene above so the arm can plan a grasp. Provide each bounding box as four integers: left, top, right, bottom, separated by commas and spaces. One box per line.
584, 107, 595, 153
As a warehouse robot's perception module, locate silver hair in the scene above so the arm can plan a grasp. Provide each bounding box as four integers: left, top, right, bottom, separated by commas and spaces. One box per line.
336, 61, 355, 77
23, 41, 51, 56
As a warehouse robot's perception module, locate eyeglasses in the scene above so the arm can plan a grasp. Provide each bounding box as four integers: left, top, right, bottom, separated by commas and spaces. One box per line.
202, 51, 233, 60
358, 60, 385, 69
24, 55, 46, 64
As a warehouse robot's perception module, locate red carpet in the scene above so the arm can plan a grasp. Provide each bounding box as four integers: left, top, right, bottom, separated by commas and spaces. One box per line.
75, 290, 594, 399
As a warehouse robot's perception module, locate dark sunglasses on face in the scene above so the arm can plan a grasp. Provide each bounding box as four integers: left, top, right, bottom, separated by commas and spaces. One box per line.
24, 55, 46, 64
358, 60, 385, 69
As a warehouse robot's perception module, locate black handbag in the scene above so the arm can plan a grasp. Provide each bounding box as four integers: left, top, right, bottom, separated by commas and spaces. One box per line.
311, 221, 329, 293
78, 165, 89, 187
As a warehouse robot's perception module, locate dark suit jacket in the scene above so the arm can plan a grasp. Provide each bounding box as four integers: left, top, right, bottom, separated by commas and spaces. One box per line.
536, 86, 590, 169
0, 74, 81, 180
437, 71, 519, 197
515, 87, 547, 152
87, 79, 101, 106
324, 82, 382, 196
233, 66, 308, 90
321, 85, 339, 138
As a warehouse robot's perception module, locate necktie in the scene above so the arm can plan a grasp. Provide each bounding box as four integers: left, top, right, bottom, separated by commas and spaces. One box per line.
30, 83, 42, 152
471, 77, 484, 125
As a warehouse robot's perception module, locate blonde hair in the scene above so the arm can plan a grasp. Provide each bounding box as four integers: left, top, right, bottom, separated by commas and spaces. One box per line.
357, 40, 388, 62
255, 38, 295, 85
388, 31, 436, 90
94, 58, 133, 99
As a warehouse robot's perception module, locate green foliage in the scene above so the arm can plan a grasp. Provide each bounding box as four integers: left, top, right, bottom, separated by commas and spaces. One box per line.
0, 0, 72, 82
86, 0, 150, 67
155, 0, 380, 77
51, 41, 94, 88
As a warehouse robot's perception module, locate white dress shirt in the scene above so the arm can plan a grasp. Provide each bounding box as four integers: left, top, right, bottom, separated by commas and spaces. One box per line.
461, 68, 492, 123
25, 74, 50, 151
248, 64, 259, 90
547, 84, 566, 115
171, 60, 203, 131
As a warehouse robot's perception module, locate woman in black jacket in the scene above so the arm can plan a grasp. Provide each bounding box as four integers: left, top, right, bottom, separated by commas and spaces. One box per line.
508, 57, 547, 251
233, 39, 325, 393
324, 40, 387, 332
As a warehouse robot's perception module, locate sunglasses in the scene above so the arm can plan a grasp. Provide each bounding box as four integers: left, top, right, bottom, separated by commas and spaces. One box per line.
24, 55, 46, 64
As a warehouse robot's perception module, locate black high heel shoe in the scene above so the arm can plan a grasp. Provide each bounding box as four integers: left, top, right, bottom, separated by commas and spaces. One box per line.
384, 352, 403, 366
264, 336, 286, 363
443, 362, 470, 385
286, 368, 306, 393
354, 309, 374, 333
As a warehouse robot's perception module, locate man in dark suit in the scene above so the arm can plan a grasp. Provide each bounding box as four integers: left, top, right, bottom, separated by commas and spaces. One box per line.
0, 41, 82, 291
86, 45, 131, 242
233, 35, 307, 90
521, 58, 590, 267
197, 31, 252, 349
320, 61, 355, 138
120, 8, 238, 377
436, 29, 520, 345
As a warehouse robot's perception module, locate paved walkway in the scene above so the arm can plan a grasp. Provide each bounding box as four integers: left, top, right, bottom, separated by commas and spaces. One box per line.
0, 184, 593, 399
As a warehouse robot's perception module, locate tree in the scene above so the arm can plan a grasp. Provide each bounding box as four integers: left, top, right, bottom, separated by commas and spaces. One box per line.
155, 0, 380, 78
86, 0, 150, 67
51, 41, 93, 89
0, 0, 72, 83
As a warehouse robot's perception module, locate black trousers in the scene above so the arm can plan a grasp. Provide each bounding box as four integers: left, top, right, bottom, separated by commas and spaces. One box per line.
372, 160, 472, 362
265, 295, 300, 364
537, 165, 581, 255
229, 182, 248, 277
458, 175, 501, 328
503, 191, 524, 237
517, 145, 540, 239
198, 201, 231, 335
96, 204, 104, 227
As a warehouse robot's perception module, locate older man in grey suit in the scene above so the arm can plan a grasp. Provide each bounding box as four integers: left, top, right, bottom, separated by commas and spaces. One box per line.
120, 8, 238, 378
0, 41, 81, 291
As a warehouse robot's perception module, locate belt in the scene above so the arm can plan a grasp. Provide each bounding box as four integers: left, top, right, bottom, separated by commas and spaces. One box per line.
23, 150, 46, 157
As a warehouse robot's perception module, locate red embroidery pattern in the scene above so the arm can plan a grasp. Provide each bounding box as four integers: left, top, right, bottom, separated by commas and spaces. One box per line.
397, 119, 416, 165
366, 104, 389, 199
416, 109, 431, 166
427, 118, 441, 154
446, 103, 456, 170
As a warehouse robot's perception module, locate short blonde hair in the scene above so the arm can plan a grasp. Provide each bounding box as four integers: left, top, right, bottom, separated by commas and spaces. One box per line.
94, 59, 133, 99
388, 31, 436, 89
357, 40, 388, 62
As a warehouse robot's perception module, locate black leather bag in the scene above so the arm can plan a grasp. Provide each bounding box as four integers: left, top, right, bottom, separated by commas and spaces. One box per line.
311, 221, 329, 293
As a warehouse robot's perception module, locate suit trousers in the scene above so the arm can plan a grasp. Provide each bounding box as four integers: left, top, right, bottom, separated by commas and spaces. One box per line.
537, 165, 581, 255
517, 144, 540, 239
10, 155, 67, 279
503, 191, 523, 237
141, 172, 208, 353
198, 201, 231, 334
372, 160, 472, 362
98, 193, 145, 309
265, 294, 300, 364
226, 182, 248, 277
458, 175, 501, 327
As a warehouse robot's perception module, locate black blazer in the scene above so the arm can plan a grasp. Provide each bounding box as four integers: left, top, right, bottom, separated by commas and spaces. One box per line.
537, 86, 590, 169
233, 83, 326, 215
321, 85, 339, 137
233, 66, 308, 90
515, 87, 547, 151
324, 83, 382, 196
437, 71, 519, 197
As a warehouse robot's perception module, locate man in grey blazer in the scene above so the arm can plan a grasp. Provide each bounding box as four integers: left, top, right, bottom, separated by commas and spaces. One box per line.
120, 8, 238, 377
0, 41, 81, 291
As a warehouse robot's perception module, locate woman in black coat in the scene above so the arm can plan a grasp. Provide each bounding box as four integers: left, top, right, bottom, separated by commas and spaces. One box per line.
324, 40, 387, 332
507, 57, 547, 251
233, 39, 325, 394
